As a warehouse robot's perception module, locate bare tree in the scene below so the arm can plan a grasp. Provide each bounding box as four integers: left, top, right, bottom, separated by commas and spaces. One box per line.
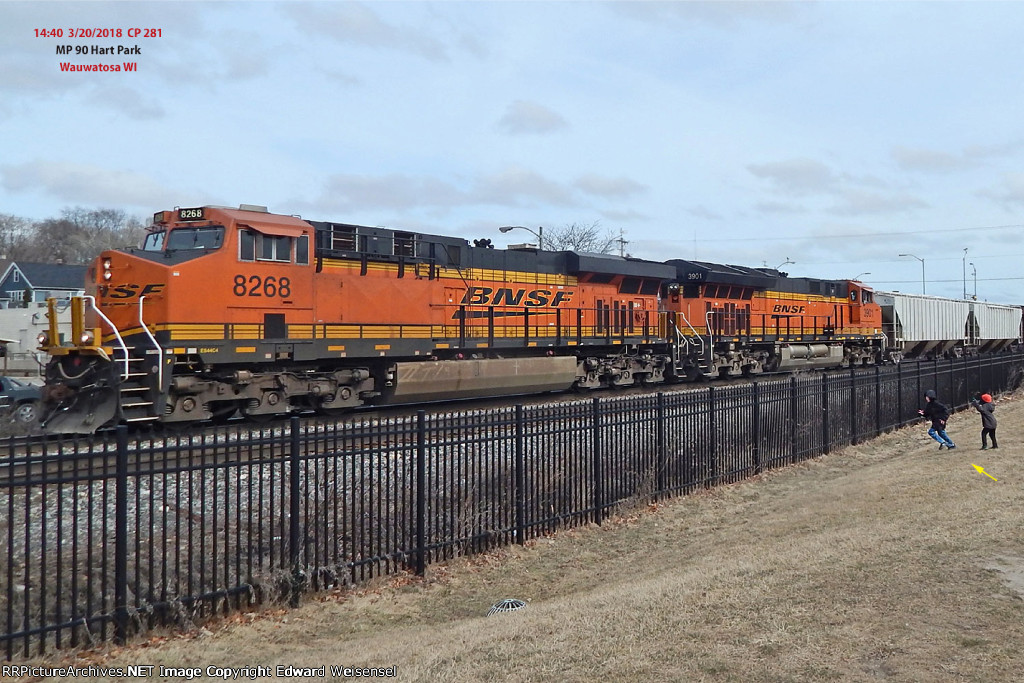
0, 213, 34, 260
543, 221, 620, 254
24, 207, 146, 264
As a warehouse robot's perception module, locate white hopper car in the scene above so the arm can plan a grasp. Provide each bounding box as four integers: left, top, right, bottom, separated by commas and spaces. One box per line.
876, 291, 1021, 361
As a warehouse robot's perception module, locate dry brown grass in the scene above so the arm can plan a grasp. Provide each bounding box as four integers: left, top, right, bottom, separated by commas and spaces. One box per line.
27, 395, 1024, 682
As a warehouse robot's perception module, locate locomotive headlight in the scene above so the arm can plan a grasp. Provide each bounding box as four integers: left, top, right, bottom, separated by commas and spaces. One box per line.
102, 258, 112, 280
37, 331, 50, 346
80, 330, 95, 345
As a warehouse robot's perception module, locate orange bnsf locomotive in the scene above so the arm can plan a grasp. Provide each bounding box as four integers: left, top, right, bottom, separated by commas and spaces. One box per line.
37, 205, 885, 432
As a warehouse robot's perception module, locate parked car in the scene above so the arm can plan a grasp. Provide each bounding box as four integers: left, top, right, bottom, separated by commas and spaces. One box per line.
0, 376, 41, 424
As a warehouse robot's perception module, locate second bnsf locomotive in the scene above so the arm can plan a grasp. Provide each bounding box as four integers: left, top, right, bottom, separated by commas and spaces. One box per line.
38, 205, 885, 432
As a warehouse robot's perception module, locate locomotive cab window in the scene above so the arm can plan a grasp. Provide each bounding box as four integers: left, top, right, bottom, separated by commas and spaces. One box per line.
239, 230, 256, 261
261, 234, 291, 262
239, 229, 301, 263
165, 226, 224, 251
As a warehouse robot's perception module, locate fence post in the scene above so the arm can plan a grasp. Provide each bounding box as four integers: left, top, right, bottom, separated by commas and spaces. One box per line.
708, 386, 717, 487
949, 356, 955, 406
288, 416, 303, 607
656, 393, 666, 497
751, 383, 761, 475
113, 425, 129, 645
514, 405, 525, 545
896, 362, 903, 427
790, 376, 798, 464
874, 365, 881, 436
415, 410, 427, 575
821, 374, 830, 455
850, 368, 857, 446
916, 362, 922, 418
592, 398, 603, 524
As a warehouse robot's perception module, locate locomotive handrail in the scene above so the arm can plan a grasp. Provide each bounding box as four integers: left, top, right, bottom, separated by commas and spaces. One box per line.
673, 312, 704, 355
669, 311, 706, 374
83, 295, 130, 380
704, 311, 716, 373
139, 295, 164, 389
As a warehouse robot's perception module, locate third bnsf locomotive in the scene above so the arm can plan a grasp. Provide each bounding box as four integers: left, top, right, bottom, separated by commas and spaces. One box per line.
38, 205, 884, 432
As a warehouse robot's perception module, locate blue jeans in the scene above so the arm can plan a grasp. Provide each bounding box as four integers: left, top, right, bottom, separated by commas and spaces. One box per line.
928, 427, 954, 447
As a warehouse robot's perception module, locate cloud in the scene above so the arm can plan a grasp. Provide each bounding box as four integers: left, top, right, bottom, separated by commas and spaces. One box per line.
282, 3, 448, 61
963, 141, 1024, 160
611, 1, 802, 27
893, 142, 1024, 173
219, 38, 274, 80
305, 174, 467, 213
0, 55, 73, 98
322, 68, 361, 87
978, 173, 1024, 209
830, 190, 929, 216
1, 160, 176, 208
601, 209, 649, 223
85, 87, 164, 120
300, 166, 591, 215
497, 100, 568, 135
752, 201, 805, 215
892, 146, 972, 173
748, 157, 928, 216
574, 174, 646, 198
473, 166, 576, 206
747, 158, 839, 195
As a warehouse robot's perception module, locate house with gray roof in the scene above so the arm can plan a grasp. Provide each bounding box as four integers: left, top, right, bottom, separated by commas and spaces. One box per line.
0, 261, 87, 308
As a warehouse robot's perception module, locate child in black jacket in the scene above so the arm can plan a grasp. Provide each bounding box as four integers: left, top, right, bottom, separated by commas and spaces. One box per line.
919, 390, 956, 449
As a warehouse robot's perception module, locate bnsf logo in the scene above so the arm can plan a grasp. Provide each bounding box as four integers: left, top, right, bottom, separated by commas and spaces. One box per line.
107, 283, 165, 299
461, 287, 573, 307
773, 304, 806, 314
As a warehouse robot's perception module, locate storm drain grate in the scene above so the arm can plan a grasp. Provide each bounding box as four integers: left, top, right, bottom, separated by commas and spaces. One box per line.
487, 598, 527, 616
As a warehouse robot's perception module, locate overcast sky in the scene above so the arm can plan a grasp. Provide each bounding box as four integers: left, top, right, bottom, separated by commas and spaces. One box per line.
2, 1, 1023, 303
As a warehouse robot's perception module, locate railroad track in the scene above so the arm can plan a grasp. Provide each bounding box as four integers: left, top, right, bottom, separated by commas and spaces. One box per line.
0, 367, 844, 485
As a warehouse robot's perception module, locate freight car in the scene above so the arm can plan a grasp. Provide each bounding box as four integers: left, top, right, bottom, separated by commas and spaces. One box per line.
36, 205, 886, 433
876, 291, 1022, 361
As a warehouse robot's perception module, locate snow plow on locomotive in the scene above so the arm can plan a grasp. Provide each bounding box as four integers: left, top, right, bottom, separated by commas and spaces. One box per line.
36, 205, 887, 433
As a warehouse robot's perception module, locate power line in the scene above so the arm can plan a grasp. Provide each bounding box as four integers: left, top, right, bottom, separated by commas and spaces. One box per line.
865, 277, 1024, 283
673, 222, 1024, 244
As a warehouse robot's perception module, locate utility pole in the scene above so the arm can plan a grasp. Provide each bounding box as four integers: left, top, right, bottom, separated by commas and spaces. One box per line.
615, 229, 628, 257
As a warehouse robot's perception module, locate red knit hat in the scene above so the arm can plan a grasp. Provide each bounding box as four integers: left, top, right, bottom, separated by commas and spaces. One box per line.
981, 394, 992, 403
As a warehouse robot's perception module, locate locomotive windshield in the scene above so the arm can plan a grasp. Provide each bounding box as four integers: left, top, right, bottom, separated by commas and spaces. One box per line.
165, 226, 224, 251
141, 230, 165, 251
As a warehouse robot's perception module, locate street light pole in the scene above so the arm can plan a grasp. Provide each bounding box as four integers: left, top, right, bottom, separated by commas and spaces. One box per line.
498, 225, 544, 250
962, 247, 968, 299
969, 262, 977, 299
853, 272, 871, 281
898, 253, 926, 294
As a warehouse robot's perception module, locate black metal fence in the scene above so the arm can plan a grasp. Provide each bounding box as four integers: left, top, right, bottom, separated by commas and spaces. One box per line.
2, 354, 1022, 659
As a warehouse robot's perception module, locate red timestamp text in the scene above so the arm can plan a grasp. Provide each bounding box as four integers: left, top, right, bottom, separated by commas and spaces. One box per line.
34, 28, 162, 38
